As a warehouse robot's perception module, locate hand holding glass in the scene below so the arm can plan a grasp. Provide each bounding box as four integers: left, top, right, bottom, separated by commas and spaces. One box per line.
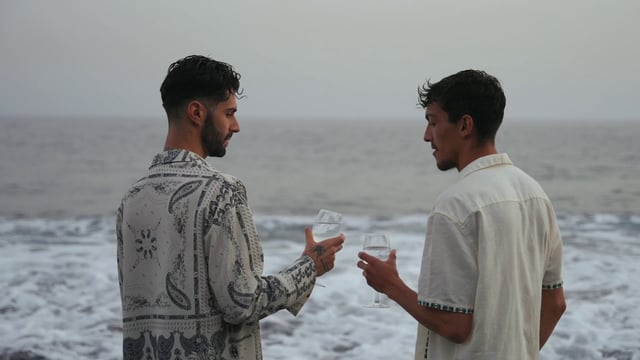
311, 209, 343, 287
362, 233, 391, 308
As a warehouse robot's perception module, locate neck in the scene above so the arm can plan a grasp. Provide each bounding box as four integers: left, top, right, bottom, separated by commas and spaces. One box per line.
163, 124, 206, 158
457, 141, 498, 171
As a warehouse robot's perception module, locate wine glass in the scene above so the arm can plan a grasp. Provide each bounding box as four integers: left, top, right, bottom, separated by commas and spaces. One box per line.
311, 209, 343, 287
362, 233, 390, 308
312, 209, 343, 241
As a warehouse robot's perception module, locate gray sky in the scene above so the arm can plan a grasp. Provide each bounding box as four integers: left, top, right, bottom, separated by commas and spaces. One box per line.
1, 0, 638, 121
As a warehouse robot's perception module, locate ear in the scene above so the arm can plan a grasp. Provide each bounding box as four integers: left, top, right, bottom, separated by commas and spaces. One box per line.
185, 100, 207, 127
459, 114, 474, 138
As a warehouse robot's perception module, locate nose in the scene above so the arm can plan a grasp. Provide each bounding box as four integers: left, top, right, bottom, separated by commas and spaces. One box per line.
230, 116, 240, 133
423, 126, 432, 143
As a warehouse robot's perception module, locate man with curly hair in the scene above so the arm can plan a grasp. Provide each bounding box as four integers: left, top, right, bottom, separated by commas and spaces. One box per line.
117, 55, 344, 359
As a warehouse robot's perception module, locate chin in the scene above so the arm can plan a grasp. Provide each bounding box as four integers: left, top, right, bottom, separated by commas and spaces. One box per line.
206, 148, 226, 158
436, 161, 456, 171
203, 140, 227, 157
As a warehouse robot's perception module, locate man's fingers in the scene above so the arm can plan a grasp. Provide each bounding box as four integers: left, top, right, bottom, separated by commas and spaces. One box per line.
358, 251, 377, 263
304, 227, 315, 247
320, 234, 345, 248
388, 249, 397, 265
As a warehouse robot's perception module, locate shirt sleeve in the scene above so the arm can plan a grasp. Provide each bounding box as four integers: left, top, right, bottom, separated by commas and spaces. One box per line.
542, 210, 563, 289
206, 205, 316, 325
417, 212, 477, 314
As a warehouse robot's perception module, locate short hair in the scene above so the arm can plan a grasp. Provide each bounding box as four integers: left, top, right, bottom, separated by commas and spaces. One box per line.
418, 69, 506, 143
160, 55, 241, 119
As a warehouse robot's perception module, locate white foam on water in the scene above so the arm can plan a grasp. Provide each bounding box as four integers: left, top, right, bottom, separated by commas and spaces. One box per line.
0, 213, 638, 359
0, 216, 122, 360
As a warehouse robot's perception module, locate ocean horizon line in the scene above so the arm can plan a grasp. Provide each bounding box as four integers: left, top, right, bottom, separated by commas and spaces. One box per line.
2, 113, 639, 124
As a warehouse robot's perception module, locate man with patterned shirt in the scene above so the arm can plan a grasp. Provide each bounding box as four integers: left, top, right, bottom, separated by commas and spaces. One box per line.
116, 55, 344, 360
358, 70, 566, 359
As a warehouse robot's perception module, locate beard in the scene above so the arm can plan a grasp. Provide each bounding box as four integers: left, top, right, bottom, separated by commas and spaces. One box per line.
201, 112, 227, 158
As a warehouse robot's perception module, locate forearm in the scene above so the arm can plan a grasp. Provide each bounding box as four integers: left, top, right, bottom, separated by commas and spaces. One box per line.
539, 312, 559, 349
387, 280, 423, 324
358, 249, 473, 344
387, 279, 472, 344
261, 255, 316, 318
539, 288, 566, 349
208, 207, 316, 323
213, 255, 316, 324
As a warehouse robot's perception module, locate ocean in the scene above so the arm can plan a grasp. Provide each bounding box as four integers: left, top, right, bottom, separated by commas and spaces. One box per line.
0, 115, 639, 359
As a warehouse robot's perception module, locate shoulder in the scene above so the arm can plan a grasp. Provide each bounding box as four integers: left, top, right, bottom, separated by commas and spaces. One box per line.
433, 164, 539, 219
199, 171, 252, 230
200, 170, 248, 206
218, 172, 247, 193
432, 176, 487, 223
207, 172, 247, 202
500, 164, 552, 205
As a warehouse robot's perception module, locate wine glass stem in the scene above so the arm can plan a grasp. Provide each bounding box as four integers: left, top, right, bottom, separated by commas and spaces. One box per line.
374, 292, 381, 304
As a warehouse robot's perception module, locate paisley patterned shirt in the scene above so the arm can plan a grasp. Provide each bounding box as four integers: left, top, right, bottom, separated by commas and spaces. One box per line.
116, 149, 317, 360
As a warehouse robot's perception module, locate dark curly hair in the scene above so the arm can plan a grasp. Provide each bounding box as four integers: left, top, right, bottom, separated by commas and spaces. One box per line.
418, 70, 506, 143
160, 55, 241, 119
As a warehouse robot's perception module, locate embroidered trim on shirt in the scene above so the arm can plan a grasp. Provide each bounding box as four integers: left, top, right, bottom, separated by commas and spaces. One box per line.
419, 300, 474, 314
542, 281, 563, 290
423, 330, 430, 360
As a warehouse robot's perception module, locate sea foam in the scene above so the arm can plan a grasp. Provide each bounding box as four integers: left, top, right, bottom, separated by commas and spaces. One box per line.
0, 213, 638, 359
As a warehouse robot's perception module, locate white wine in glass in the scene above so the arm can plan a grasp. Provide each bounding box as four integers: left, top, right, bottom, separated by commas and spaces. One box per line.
362, 233, 391, 308
312, 209, 343, 241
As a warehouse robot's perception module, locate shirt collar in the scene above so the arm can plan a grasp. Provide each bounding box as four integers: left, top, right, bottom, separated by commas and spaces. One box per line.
458, 153, 512, 179
150, 149, 212, 169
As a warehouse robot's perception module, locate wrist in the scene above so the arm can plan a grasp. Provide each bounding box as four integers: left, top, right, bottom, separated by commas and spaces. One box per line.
301, 254, 318, 275
385, 276, 408, 303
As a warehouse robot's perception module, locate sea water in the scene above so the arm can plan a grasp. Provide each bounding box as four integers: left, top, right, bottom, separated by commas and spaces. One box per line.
0, 116, 639, 359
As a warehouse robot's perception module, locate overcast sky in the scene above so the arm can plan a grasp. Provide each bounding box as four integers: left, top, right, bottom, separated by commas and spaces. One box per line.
1, 0, 638, 121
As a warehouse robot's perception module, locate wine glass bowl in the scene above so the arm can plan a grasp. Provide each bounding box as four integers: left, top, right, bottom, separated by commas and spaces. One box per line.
312, 209, 343, 241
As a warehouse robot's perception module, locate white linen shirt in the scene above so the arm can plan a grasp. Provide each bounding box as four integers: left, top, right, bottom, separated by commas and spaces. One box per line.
415, 153, 563, 360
